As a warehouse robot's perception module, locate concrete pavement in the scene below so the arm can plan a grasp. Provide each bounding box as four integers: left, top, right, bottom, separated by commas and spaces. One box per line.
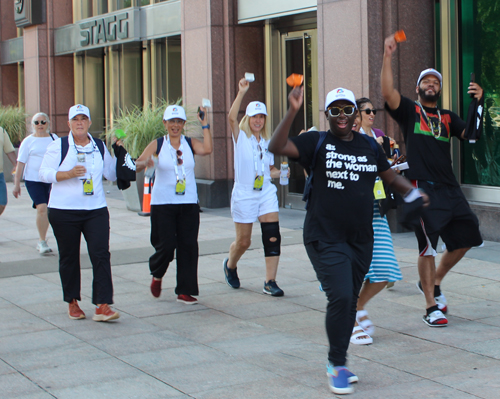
1, 182, 500, 398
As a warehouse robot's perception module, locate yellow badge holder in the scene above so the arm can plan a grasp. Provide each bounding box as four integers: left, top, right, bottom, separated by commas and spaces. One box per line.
175, 179, 186, 195
83, 178, 94, 195
253, 175, 264, 191
373, 178, 386, 200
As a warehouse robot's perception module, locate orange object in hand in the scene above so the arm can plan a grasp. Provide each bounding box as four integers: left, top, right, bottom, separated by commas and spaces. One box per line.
286, 73, 304, 88
394, 30, 406, 43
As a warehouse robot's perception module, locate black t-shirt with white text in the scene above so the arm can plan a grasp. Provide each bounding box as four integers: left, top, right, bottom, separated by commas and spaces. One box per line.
385, 95, 465, 186
290, 131, 390, 244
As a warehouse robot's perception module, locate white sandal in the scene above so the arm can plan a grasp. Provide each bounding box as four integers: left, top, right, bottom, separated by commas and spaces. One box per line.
356, 310, 375, 335
350, 326, 373, 345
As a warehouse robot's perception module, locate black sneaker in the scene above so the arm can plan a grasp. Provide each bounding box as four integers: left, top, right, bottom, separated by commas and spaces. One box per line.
263, 280, 284, 297
223, 258, 240, 289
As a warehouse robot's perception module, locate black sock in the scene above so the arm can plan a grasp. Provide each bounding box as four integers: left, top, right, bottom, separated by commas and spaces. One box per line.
426, 305, 439, 315
434, 285, 441, 297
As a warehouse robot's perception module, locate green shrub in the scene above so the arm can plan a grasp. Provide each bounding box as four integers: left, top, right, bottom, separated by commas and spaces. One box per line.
0, 105, 28, 146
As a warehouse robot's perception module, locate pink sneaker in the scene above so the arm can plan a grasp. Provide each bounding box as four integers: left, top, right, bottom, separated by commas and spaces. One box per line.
177, 295, 198, 305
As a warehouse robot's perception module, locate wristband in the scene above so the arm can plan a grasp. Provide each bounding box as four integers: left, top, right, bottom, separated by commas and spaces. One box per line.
202, 124, 210, 130
403, 188, 422, 203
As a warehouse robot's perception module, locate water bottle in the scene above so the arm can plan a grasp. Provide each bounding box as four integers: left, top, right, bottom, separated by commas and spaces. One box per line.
144, 155, 158, 178
280, 162, 289, 185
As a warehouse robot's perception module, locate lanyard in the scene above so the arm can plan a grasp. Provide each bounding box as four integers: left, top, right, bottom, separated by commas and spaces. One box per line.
251, 136, 266, 177
74, 138, 96, 178
167, 136, 186, 181
416, 101, 442, 138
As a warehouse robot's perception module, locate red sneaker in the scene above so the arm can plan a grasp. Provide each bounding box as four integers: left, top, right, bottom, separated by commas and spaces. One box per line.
68, 299, 85, 320
92, 304, 120, 322
150, 278, 162, 298
177, 294, 198, 305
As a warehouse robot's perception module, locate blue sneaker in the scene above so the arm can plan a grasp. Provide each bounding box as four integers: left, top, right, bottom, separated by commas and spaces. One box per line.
327, 364, 358, 384
263, 280, 284, 297
223, 258, 240, 289
326, 364, 354, 394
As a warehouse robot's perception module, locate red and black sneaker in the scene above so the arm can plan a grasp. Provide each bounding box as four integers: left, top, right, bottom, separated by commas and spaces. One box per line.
177, 294, 198, 305
150, 277, 162, 298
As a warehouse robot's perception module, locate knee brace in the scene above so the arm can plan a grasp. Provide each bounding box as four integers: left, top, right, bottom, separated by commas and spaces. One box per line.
261, 221, 281, 257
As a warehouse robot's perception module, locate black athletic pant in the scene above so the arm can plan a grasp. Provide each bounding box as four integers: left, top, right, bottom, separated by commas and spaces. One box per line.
48, 207, 113, 305
305, 234, 373, 367
149, 203, 200, 296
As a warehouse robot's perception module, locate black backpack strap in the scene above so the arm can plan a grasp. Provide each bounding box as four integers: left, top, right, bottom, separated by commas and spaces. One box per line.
156, 136, 164, 155
185, 136, 194, 154
94, 138, 105, 160
310, 131, 327, 171
60, 136, 69, 166
360, 133, 379, 158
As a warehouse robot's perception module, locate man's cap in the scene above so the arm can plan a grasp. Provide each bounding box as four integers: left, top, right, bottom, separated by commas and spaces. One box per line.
68, 104, 91, 120
325, 88, 357, 110
417, 68, 443, 87
246, 101, 268, 117
163, 105, 187, 121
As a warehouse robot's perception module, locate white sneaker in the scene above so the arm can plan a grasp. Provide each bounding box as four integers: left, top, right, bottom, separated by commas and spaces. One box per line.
37, 240, 52, 255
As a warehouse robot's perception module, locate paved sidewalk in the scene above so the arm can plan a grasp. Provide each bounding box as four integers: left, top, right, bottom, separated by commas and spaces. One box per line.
1, 182, 500, 398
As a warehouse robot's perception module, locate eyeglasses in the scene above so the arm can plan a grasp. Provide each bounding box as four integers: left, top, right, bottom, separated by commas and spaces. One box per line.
176, 150, 183, 165
327, 105, 355, 117
168, 118, 185, 125
361, 108, 377, 115
257, 144, 264, 159
34, 120, 47, 125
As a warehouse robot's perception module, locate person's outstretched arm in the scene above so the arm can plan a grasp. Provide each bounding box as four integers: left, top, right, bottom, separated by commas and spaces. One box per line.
268, 86, 303, 158
228, 78, 250, 142
381, 33, 401, 111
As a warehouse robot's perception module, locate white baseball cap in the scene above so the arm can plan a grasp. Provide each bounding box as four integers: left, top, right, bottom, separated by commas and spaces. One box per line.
68, 104, 91, 120
246, 101, 267, 117
163, 105, 187, 121
324, 88, 357, 110
417, 68, 442, 87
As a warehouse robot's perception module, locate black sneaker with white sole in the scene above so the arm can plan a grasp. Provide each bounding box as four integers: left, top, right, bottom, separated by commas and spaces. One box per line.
422, 305, 448, 327
223, 258, 240, 289
263, 280, 284, 297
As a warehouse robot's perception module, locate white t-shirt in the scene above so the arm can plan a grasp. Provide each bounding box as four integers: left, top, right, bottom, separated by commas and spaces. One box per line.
233, 130, 274, 187
17, 134, 57, 181
150, 135, 198, 205
39, 132, 117, 210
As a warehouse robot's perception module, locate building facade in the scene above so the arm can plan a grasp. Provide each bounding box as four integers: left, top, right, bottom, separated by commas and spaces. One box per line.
1, 0, 499, 239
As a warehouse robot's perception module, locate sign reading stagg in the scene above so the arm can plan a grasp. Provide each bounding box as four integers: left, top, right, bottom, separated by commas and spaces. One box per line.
15, 0, 44, 27
80, 12, 130, 47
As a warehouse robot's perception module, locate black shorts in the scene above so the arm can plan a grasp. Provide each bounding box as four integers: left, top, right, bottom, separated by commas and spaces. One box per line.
414, 180, 482, 255
25, 180, 51, 209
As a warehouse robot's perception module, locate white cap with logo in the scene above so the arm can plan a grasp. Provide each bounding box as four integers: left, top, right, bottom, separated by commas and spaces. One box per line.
417, 68, 442, 87
68, 104, 91, 120
246, 101, 267, 117
163, 105, 187, 121
324, 88, 357, 110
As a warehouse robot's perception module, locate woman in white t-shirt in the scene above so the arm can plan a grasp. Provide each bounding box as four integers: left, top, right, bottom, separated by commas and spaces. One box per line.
13, 113, 56, 254
223, 77, 285, 297
136, 104, 212, 305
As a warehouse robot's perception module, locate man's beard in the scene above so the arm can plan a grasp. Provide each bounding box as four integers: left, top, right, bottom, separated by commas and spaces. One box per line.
418, 87, 441, 103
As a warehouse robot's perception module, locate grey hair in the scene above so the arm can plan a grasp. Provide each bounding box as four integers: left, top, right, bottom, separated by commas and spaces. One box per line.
31, 112, 51, 134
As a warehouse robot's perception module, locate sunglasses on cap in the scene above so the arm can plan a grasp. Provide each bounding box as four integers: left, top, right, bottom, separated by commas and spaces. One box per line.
327, 105, 356, 117
361, 108, 377, 115
34, 120, 47, 125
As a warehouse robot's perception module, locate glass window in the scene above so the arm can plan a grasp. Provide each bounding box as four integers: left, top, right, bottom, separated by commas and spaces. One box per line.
120, 43, 143, 109
115, 0, 132, 10
460, 0, 500, 186
167, 37, 182, 103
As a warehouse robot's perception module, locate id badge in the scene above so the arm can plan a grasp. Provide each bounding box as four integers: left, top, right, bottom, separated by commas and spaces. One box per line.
373, 178, 386, 200
83, 178, 94, 195
175, 179, 186, 195
77, 153, 85, 163
253, 175, 264, 191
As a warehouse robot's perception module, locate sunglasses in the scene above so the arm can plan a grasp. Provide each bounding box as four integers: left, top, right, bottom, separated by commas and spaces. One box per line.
362, 108, 377, 115
34, 120, 47, 125
176, 150, 183, 165
327, 105, 355, 117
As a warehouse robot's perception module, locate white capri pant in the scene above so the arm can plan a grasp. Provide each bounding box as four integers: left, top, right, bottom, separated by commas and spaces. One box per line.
231, 182, 279, 223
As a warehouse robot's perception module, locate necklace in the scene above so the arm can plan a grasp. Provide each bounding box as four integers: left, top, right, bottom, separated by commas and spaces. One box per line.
416, 101, 441, 138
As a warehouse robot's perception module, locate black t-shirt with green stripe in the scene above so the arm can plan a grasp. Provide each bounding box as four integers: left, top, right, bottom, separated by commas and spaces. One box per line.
386, 95, 465, 186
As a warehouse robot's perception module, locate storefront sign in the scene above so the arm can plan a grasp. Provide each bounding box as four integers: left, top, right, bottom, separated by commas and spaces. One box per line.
15, 0, 44, 27
79, 13, 129, 47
